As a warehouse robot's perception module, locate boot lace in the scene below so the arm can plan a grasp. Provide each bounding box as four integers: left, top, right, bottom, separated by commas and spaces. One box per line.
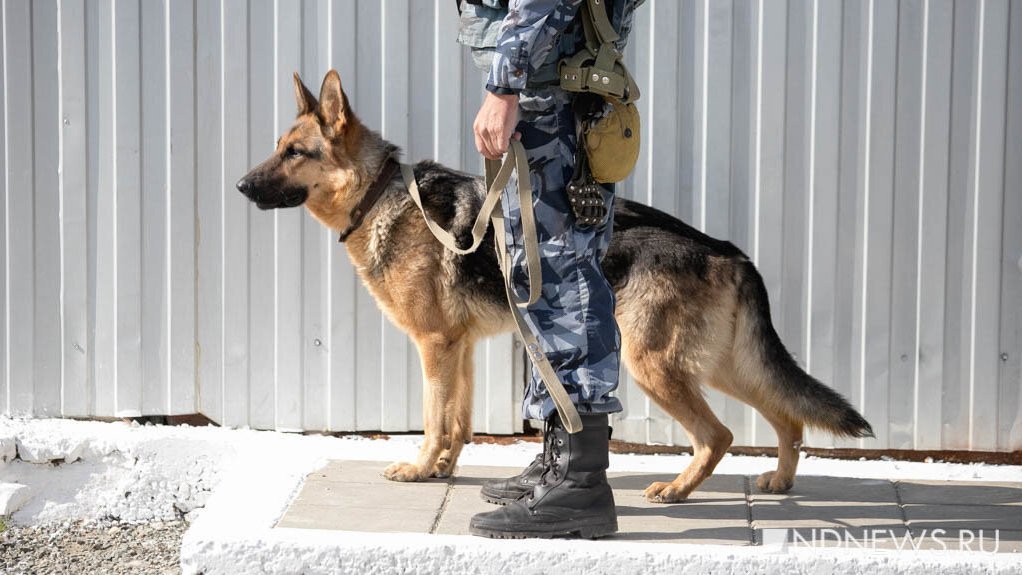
536, 420, 564, 489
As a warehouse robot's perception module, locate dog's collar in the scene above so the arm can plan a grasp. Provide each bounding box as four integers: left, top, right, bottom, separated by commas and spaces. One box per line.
338, 155, 401, 243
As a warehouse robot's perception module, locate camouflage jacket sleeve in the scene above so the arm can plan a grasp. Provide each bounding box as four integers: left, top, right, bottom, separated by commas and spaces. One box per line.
486, 0, 583, 94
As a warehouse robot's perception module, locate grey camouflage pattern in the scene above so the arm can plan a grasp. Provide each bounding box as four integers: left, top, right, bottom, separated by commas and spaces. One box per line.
486, 0, 583, 91
458, 0, 643, 91
502, 87, 622, 420
459, 0, 642, 418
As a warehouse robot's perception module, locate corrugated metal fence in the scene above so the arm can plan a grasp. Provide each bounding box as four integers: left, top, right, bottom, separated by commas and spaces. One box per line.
2, 0, 1020, 452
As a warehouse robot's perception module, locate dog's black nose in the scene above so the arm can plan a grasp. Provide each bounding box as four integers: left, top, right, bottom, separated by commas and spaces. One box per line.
236, 177, 252, 194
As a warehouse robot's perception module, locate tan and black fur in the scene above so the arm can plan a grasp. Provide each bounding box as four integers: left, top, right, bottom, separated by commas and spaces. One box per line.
237, 70, 873, 502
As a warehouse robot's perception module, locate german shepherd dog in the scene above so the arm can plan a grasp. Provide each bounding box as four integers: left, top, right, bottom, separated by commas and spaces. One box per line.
238, 71, 873, 502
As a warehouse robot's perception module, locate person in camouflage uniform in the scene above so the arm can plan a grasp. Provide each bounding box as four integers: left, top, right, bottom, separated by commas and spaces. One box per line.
458, 0, 644, 539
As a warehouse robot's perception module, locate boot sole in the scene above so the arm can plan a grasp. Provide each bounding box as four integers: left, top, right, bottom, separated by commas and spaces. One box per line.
479, 493, 517, 506
469, 520, 618, 540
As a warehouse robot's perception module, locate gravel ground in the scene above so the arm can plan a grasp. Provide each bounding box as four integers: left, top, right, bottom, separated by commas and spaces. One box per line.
0, 520, 185, 574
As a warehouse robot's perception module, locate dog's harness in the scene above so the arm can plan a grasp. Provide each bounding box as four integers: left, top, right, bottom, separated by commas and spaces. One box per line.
338, 142, 584, 433
403, 140, 584, 433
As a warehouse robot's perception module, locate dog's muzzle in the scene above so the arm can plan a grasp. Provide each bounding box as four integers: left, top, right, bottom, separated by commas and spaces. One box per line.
236, 177, 308, 210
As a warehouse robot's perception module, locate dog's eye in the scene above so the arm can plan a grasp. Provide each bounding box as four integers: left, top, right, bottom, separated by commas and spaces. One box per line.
285, 146, 305, 159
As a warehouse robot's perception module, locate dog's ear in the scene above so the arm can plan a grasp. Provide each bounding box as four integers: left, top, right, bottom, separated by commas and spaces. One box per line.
317, 69, 350, 130
294, 72, 318, 117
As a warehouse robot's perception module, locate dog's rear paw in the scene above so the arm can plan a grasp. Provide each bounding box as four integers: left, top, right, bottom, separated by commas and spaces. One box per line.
756, 470, 794, 493
643, 481, 691, 503
383, 461, 424, 482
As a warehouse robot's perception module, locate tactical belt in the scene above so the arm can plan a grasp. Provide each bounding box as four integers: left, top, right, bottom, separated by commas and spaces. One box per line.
402, 140, 585, 434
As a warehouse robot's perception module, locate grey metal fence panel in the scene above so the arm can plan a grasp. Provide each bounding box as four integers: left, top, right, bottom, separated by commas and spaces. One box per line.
1, 0, 1019, 451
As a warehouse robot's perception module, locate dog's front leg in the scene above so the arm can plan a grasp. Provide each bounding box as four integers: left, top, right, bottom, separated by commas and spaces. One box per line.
432, 341, 475, 478
383, 334, 462, 482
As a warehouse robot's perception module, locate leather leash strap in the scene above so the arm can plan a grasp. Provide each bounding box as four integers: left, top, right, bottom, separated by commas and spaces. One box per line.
402, 139, 584, 433
338, 157, 402, 243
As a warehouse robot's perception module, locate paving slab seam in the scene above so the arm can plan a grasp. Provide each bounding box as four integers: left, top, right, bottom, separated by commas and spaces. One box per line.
429, 480, 455, 535
743, 474, 756, 545
892, 480, 913, 534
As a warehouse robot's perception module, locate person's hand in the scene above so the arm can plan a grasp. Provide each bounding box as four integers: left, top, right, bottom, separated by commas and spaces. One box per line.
473, 91, 521, 160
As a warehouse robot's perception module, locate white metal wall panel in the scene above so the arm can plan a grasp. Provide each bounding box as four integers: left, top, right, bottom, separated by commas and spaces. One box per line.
1002, 1, 1022, 452
1, 0, 1020, 451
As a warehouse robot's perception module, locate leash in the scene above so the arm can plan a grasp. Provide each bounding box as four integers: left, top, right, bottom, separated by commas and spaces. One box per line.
402, 140, 585, 434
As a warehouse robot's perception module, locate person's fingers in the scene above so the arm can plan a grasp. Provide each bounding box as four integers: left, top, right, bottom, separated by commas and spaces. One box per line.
495, 117, 514, 155
475, 133, 491, 159
475, 118, 497, 160
481, 131, 500, 160
492, 127, 509, 156
478, 124, 494, 159
472, 116, 486, 156
487, 121, 507, 159
513, 131, 522, 141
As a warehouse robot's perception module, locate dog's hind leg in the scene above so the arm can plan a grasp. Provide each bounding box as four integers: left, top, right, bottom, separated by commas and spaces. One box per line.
433, 341, 475, 478
616, 279, 736, 503
640, 381, 734, 503
384, 334, 464, 482
626, 348, 733, 503
754, 412, 803, 493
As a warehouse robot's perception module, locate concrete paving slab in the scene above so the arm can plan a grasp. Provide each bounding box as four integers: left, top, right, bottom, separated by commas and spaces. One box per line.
750, 505, 906, 530
273, 460, 1022, 555
750, 476, 906, 532
750, 476, 899, 504
277, 502, 439, 533
903, 503, 1022, 531
608, 472, 747, 502
312, 459, 449, 485
612, 498, 752, 545
906, 529, 1022, 553
277, 460, 451, 532
753, 525, 916, 551
607, 474, 751, 544
291, 478, 448, 510
896, 480, 1022, 506
434, 485, 499, 536
449, 465, 525, 483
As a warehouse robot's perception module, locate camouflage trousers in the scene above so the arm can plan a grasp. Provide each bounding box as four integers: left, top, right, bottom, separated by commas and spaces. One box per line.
501, 87, 623, 421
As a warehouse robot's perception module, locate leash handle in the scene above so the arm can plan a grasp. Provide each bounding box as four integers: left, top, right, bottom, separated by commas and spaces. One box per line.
485, 140, 543, 308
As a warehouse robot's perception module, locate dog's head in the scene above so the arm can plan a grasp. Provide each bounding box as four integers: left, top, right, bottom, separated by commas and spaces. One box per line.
236, 70, 365, 225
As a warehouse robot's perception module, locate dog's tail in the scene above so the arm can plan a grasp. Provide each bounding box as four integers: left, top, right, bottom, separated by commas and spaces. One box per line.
734, 260, 874, 439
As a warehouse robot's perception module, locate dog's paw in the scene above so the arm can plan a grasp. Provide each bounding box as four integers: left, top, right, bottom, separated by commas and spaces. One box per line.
643, 481, 691, 503
756, 470, 794, 494
432, 454, 454, 479
383, 461, 425, 482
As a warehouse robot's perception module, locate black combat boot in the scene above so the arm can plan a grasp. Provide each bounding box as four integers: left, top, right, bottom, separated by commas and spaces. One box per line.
469, 413, 617, 539
479, 419, 560, 504
478, 438, 548, 505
